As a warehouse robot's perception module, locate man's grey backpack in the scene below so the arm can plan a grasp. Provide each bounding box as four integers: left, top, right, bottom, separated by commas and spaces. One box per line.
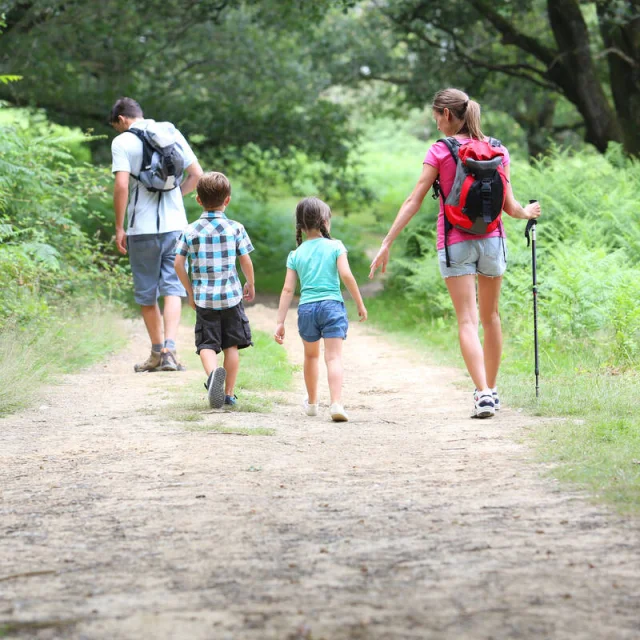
127, 121, 185, 192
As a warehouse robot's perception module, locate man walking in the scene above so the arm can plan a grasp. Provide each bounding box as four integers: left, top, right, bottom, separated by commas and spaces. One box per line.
109, 97, 203, 372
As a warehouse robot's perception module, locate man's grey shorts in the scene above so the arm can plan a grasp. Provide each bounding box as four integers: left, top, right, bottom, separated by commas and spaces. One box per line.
437, 237, 507, 279
127, 231, 186, 306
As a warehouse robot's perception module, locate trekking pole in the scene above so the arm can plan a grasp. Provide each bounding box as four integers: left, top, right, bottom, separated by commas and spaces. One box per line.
524, 201, 539, 398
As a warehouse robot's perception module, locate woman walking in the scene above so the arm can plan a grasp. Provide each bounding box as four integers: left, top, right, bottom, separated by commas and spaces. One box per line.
369, 88, 540, 418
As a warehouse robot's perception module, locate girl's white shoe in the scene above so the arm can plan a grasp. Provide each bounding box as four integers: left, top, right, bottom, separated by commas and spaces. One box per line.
304, 398, 319, 416
330, 403, 348, 422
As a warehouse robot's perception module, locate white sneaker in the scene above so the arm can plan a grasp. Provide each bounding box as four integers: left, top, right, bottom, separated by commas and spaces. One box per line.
474, 388, 501, 411
491, 387, 501, 411
303, 398, 319, 416
330, 403, 348, 422
471, 390, 495, 419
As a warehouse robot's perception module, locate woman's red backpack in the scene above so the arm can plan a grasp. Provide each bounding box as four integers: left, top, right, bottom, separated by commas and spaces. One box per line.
433, 137, 507, 266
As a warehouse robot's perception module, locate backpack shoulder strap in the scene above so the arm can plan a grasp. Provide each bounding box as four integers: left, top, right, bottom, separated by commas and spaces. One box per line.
487, 136, 502, 148
125, 128, 153, 181
432, 137, 460, 201
438, 137, 460, 163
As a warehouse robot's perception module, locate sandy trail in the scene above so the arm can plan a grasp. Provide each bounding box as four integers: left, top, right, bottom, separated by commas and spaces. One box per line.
1, 302, 639, 639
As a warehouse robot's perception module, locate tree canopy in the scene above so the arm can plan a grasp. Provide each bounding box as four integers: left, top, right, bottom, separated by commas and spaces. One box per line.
1, 0, 639, 160
0, 0, 355, 169
321, 0, 640, 156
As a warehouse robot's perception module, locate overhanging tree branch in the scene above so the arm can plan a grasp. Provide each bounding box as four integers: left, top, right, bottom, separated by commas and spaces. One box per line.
383, 9, 557, 91
466, 0, 558, 66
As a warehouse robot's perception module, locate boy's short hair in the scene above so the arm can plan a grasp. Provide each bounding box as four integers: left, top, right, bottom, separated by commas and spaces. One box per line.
109, 97, 144, 124
197, 172, 231, 210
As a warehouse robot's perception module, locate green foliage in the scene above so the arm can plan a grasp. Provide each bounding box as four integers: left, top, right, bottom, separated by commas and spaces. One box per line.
0, 110, 128, 328
0, 0, 361, 198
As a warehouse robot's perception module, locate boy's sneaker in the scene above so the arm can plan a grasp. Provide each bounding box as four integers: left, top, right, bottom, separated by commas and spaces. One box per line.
224, 394, 237, 407
330, 403, 348, 422
471, 390, 495, 419
304, 398, 319, 416
206, 367, 226, 409
160, 349, 179, 372
134, 350, 162, 372
474, 388, 501, 411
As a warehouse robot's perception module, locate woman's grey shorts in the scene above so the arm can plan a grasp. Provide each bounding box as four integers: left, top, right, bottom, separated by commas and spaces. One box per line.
438, 237, 507, 279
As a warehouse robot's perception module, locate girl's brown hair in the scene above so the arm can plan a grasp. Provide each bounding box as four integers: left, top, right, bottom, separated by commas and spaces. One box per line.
295, 197, 332, 246
432, 88, 484, 140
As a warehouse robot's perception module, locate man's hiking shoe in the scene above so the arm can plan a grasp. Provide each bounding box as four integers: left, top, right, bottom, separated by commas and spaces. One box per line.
224, 394, 237, 407
160, 349, 185, 372
206, 367, 226, 409
134, 350, 162, 372
304, 398, 319, 416
471, 390, 495, 419
474, 388, 501, 411
330, 402, 348, 422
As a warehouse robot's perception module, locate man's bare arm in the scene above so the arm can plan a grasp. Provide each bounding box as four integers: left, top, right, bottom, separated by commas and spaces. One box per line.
180, 160, 204, 196
113, 171, 130, 255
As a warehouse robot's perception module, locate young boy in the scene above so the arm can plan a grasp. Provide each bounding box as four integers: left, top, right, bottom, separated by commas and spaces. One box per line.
174, 172, 255, 408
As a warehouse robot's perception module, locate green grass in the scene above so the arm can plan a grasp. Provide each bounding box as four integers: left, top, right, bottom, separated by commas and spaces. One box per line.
164, 325, 294, 433
0, 302, 128, 417
357, 294, 640, 513
185, 422, 276, 436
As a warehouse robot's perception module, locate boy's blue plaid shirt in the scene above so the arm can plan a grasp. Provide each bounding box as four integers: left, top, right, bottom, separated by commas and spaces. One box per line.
175, 211, 254, 310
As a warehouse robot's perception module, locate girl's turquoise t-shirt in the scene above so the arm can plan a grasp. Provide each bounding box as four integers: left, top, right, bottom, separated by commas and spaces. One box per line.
286, 238, 347, 305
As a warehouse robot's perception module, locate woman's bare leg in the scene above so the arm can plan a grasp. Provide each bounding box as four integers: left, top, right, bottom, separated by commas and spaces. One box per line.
478, 275, 503, 389
445, 274, 488, 391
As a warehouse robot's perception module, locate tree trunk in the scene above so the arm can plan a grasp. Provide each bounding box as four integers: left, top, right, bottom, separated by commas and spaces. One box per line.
512, 96, 557, 157
597, 0, 640, 155
546, 0, 623, 152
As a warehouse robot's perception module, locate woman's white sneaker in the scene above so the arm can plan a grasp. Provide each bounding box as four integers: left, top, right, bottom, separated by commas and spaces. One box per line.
303, 398, 319, 416
471, 390, 495, 419
330, 403, 348, 422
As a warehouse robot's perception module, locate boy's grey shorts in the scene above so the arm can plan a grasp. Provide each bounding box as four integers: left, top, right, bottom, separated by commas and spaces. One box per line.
127, 231, 186, 306
437, 237, 507, 279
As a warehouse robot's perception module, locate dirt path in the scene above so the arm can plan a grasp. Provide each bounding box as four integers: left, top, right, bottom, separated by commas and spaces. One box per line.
1, 302, 639, 639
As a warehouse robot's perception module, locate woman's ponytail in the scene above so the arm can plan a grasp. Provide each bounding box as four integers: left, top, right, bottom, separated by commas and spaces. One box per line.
462, 100, 483, 140
432, 88, 484, 140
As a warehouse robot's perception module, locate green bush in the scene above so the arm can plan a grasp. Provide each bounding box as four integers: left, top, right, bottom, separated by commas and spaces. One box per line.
0, 113, 128, 328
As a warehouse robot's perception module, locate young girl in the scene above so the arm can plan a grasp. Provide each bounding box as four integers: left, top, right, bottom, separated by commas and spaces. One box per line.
274, 197, 367, 422
369, 88, 541, 418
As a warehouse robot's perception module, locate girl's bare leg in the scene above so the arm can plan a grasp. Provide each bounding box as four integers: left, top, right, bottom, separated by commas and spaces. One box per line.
445, 274, 488, 391
302, 339, 321, 404
323, 338, 344, 405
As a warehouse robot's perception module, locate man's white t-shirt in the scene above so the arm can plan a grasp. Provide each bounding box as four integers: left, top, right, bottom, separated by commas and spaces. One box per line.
111, 119, 197, 236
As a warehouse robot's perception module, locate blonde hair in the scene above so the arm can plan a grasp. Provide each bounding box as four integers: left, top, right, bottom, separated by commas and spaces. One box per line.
197, 172, 231, 209
432, 88, 484, 140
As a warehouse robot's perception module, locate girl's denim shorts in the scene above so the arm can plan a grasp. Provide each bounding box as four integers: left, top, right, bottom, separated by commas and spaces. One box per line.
437, 237, 507, 279
297, 300, 348, 342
